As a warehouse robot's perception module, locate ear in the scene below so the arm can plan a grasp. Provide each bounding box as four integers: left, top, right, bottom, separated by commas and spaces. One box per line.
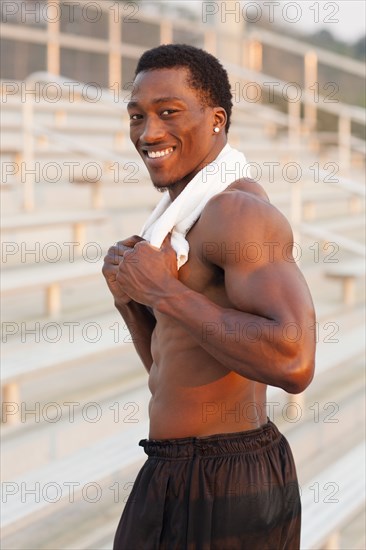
213, 106, 227, 132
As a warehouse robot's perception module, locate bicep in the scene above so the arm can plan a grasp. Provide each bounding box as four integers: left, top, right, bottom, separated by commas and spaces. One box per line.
200, 189, 314, 325
224, 260, 311, 325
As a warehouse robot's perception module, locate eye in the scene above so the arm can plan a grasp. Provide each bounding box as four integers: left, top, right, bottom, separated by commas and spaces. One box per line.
129, 113, 142, 121
161, 109, 178, 116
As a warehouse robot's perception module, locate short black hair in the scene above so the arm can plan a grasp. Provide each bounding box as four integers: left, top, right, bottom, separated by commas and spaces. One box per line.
134, 44, 232, 133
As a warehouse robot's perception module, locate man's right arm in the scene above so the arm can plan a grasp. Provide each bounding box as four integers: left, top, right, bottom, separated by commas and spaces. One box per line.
115, 300, 156, 373
102, 235, 156, 373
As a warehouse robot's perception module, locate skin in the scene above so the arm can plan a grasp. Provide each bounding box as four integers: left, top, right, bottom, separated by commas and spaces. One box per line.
102, 67, 316, 439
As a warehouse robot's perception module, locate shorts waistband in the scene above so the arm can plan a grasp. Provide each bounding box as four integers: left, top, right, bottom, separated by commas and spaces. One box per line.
139, 420, 282, 458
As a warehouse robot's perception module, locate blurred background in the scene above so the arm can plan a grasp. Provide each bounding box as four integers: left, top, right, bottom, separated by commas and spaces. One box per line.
1, 1, 365, 548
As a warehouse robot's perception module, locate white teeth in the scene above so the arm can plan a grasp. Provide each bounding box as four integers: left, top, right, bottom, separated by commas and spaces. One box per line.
147, 147, 173, 159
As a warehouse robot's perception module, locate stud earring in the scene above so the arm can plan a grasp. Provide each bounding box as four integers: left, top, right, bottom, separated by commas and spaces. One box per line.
214, 127, 220, 133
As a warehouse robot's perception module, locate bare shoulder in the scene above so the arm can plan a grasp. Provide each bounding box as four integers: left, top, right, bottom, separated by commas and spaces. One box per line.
199, 177, 293, 246
224, 177, 271, 202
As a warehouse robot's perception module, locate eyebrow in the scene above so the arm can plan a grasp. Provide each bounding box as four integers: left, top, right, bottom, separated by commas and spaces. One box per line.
127, 97, 184, 109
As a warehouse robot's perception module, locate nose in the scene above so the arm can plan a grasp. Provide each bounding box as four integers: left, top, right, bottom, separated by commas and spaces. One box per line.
139, 115, 166, 143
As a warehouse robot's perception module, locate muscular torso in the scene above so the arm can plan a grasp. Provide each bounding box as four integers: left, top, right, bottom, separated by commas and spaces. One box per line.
147, 180, 269, 439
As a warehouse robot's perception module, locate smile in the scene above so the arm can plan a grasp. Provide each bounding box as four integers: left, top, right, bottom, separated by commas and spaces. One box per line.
145, 147, 174, 159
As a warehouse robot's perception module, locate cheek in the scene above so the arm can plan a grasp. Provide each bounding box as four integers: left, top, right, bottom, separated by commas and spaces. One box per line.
183, 134, 211, 157
130, 127, 139, 144
189, 117, 210, 135
181, 120, 211, 147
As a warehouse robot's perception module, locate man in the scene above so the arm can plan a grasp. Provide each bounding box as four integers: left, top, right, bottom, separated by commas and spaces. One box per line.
103, 44, 316, 550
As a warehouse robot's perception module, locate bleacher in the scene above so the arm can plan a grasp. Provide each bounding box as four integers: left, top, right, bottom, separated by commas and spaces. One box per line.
1, 4, 365, 549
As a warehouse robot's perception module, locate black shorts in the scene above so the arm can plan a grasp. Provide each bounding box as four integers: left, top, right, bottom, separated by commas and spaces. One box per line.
113, 420, 301, 550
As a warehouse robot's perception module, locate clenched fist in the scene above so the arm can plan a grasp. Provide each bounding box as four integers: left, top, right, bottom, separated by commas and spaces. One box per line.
102, 235, 145, 308
116, 233, 178, 307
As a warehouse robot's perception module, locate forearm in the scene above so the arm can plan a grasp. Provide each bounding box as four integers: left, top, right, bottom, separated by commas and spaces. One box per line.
115, 300, 156, 373
154, 281, 304, 392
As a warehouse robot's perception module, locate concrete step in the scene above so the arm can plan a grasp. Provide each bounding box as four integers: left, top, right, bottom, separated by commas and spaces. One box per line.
1, 268, 111, 322
2, 380, 150, 480
2, 309, 135, 387
0, 133, 127, 153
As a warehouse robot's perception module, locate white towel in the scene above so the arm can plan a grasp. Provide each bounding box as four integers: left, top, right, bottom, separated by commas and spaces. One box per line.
140, 143, 251, 269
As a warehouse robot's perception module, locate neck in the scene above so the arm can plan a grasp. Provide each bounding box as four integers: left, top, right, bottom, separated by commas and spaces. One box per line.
168, 139, 228, 202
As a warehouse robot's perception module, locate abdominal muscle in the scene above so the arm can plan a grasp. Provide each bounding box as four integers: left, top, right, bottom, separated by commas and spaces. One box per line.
147, 317, 268, 439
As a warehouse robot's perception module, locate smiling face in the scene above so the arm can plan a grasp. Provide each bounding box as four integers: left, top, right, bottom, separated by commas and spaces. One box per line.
127, 68, 227, 198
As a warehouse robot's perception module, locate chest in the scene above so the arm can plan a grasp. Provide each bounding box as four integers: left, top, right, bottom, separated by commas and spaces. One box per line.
177, 221, 227, 303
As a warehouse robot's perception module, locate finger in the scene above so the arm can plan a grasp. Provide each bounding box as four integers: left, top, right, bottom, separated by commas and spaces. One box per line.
102, 263, 119, 279
112, 244, 134, 261
107, 250, 125, 265
115, 243, 131, 253
131, 235, 146, 245
120, 235, 146, 248
120, 247, 138, 263
104, 250, 119, 265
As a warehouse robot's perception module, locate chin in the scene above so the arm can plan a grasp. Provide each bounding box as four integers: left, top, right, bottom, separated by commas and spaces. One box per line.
154, 185, 169, 193
152, 178, 179, 193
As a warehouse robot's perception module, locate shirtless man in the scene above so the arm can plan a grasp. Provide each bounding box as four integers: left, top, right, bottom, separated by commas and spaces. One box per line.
103, 44, 316, 550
